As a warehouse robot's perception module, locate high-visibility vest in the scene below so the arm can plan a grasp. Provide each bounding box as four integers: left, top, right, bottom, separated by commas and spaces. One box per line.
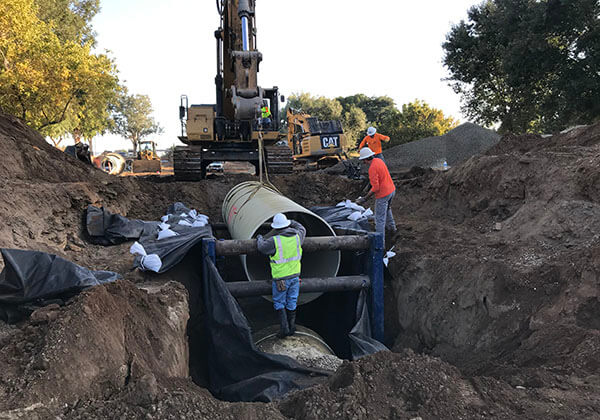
269, 234, 302, 280
261, 106, 271, 118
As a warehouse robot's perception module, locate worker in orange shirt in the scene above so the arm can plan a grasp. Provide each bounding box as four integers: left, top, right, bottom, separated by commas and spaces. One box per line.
358, 127, 390, 162
356, 148, 397, 243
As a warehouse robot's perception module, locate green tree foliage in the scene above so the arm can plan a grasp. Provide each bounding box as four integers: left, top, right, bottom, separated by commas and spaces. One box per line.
443, 0, 600, 133
111, 91, 162, 153
337, 94, 396, 126
341, 106, 367, 150
288, 93, 366, 149
0, 0, 118, 145
288, 93, 343, 120
387, 100, 459, 147
35, 0, 100, 45
288, 93, 457, 150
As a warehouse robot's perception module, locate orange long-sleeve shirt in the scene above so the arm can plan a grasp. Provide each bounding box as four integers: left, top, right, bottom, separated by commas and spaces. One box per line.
368, 157, 395, 199
359, 133, 390, 154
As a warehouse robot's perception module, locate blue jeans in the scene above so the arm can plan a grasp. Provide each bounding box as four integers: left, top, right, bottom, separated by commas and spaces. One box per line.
374, 153, 385, 162
375, 190, 396, 243
272, 276, 299, 310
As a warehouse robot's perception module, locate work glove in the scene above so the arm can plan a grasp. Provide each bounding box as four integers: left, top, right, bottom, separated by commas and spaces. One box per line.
276, 279, 286, 292
355, 196, 365, 205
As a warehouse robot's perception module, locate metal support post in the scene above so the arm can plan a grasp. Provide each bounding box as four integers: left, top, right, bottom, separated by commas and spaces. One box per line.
202, 238, 216, 267
368, 232, 384, 342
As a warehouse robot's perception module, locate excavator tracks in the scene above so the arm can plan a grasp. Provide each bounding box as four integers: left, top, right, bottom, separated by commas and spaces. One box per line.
173, 146, 204, 181
264, 145, 293, 174
173, 144, 293, 180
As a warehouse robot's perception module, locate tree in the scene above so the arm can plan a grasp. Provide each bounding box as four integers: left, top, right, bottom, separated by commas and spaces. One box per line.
287, 93, 343, 121
0, 0, 118, 141
111, 92, 162, 153
388, 100, 459, 147
443, 0, 600, 133
341, 106, 367, 150
35, 0, 100, 45
288, 93, 457, 149
337, 94, 396, 126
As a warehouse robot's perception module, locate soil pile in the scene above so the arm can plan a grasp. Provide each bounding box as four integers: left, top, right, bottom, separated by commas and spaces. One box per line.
0, 112, 98, 183
279, 350, 598, 419
0, 280, 189, 414
387, 124, 600, 400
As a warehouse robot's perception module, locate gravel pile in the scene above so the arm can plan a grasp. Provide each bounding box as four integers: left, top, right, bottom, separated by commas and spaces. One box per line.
296, 353, 344, 372
384, 122, 500, 170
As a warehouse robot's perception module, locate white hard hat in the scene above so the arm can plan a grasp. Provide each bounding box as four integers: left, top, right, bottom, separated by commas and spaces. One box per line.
367, 127, 377, 136
271, 213, 291, 229
359, 147, 376, 160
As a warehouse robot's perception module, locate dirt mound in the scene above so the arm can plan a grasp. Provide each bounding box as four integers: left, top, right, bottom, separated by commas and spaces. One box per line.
0, 280, 189, 413
0, 112, 104, 183
387, 124, 600, 391
279, 350, 599, 419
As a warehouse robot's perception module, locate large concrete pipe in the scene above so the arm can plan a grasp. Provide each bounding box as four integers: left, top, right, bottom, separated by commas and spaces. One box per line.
222, 181, 340, 304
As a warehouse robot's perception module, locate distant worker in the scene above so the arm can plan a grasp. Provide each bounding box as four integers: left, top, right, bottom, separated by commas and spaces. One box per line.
356, 147, 397, 242
358, 126, 390, 161
257, 213, 306, 338
260, 101, 272, 129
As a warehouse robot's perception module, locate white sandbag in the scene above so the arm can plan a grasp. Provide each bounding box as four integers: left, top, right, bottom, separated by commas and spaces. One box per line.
347, 202, 365, 212
188, 209, 198, 218
192, 219, 206, 228
362, 208, 373, 218
157, 229, 178, 240
178, 220, 193, 227
159, 222, 170, 231
348, 211, 363, 221
161, 215, 170, 222
129, 241, 162, 272
383, 250, 397, 267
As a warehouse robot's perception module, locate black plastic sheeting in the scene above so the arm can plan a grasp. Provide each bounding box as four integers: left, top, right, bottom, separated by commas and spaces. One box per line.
310, 205, 371, 232
200, 250, 387, 402
85, 204, 213, 273
0, 249, 120, 323
202, 254, 329, 402
134, 225, 212, 274
86, 205, 159, 245
350, 289, 388, 357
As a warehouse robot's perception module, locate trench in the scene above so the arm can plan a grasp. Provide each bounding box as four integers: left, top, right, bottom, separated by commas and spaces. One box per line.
161, 231, 383, 395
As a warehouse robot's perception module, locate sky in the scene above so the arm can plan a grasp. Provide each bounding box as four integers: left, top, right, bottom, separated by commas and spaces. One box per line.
88, 0, 479, 154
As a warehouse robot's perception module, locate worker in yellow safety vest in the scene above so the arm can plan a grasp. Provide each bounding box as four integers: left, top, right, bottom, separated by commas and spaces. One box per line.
260, 102, 272, 129
257, 213, 306, 338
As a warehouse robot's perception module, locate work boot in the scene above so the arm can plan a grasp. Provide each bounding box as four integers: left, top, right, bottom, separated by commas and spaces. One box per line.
286, 309, 296, 336
276, 309, 289, 338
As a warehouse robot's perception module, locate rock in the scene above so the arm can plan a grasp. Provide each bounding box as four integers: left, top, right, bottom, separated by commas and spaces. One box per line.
29, 304, 61, 324
129, 373, 159, 407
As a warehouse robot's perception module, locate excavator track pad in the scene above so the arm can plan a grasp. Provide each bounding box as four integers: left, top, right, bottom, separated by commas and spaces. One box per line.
173, 146, 204, 181
265, 145, 293, 174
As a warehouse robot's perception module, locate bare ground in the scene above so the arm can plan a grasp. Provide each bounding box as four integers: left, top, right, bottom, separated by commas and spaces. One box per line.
0, 111, 599, 418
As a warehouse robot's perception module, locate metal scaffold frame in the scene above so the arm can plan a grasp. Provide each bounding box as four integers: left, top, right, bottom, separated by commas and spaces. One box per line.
200, 232, 385, 342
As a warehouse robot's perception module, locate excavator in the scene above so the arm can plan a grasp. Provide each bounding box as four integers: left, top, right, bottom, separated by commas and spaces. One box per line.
175, 0, 292, 180
286, 108, 348, 169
